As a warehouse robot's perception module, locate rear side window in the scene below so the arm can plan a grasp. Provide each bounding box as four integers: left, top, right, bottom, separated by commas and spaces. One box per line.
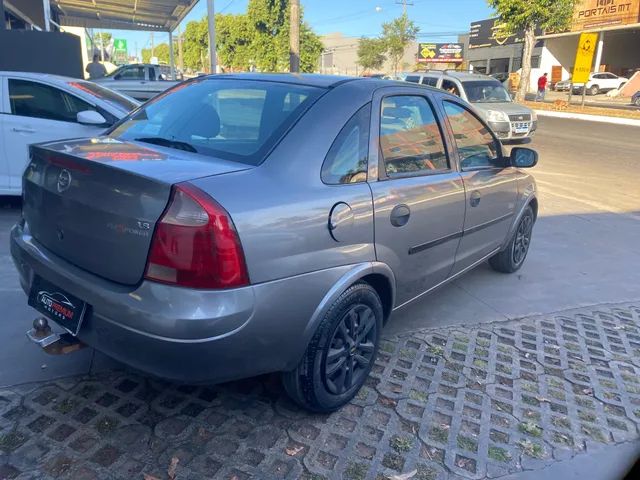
405, 76, 420, 83
421, 77, 438, 86
110, 79, 323, 165
9, 79, 95, 123
321, 105, 370, 184
379, 95, 449, 177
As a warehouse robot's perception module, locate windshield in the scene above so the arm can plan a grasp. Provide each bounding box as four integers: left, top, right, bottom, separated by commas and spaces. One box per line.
462, 81, 512, 103
67, 81, 139, 112
109, 78, 323, 165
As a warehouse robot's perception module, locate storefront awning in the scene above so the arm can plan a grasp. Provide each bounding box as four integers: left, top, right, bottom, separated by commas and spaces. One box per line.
53, 0, 199, 32
537, 22, 640, 40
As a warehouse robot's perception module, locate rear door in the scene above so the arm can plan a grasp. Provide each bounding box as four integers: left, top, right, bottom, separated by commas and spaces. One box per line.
3, 77, 104, 192
369, 88, 466, 307
441, 99, 518, 273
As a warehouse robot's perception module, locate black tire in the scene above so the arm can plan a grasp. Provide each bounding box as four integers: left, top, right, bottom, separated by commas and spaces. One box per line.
282, 282, 383, 413
635, 97, 640, 107
489, 206, 535, 274
589, 85, 599, 96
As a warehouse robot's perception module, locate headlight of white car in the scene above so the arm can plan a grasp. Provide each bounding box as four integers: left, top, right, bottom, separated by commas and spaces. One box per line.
486, 110, 510, 123
531, 110, 537, 122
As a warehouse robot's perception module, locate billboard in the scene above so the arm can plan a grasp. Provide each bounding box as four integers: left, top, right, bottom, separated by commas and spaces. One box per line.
572, 0, 640, 31
469, 19, 543, 48
417, 43, 463, 64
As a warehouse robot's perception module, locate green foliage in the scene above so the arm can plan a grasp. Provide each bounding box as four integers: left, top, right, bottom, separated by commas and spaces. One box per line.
357, 37, 387, 72
180, 0, 322, 73
487, 0, 577, 33
381, 14, 419, 74
183, 18, 210, 71
141, 43, 172, 64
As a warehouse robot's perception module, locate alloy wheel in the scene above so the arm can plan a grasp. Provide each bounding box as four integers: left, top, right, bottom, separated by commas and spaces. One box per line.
512, 214, 533, 267
323, 304, 377, 395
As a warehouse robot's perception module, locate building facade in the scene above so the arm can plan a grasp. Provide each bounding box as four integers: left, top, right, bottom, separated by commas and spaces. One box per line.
465, 0, 640, 90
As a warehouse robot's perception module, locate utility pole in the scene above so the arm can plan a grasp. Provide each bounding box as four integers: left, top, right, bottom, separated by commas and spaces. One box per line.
177, 25, 184, 71
150, 31, 154, 59
207, 0, 217, 73
395, 0, 414, 15
290, 0, 300, 73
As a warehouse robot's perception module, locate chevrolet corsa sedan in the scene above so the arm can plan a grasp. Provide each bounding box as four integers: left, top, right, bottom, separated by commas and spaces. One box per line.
11, 74, 538, 412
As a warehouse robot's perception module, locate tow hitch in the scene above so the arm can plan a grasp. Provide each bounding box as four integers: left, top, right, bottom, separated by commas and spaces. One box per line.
26, 317, 86, 355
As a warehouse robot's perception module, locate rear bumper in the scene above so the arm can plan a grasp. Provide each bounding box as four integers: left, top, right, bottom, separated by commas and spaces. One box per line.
10, 223, 354, 383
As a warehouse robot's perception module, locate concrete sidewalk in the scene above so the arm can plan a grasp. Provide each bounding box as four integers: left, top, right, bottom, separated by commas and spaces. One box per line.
534, 109, 640, 127
2, 302, 640, 479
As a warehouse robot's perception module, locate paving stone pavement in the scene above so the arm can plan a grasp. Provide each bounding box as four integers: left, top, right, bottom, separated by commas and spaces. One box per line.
1, 302, 640, 480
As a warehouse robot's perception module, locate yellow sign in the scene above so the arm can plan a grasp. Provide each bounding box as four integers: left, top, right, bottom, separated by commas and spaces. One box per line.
572, 0, 640, 31
572, 32, 598, 83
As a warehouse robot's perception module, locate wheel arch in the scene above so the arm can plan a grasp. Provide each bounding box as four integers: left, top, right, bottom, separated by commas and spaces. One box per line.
292, 262, 396, 370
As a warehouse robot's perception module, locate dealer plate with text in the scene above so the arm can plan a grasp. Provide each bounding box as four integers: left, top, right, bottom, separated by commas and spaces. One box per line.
28, 276, 87, 336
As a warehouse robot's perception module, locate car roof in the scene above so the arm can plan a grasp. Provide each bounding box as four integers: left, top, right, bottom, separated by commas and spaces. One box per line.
0, 71, 80, 86
201, 73, 357, 88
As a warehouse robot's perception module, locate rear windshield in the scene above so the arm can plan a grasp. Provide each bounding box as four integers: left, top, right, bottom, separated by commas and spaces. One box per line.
67, 81, 139, 112
462, 81, 511, 103
110, 78, 323, 165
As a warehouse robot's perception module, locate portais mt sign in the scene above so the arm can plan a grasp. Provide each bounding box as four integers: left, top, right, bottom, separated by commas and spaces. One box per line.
572, 0, 640, 31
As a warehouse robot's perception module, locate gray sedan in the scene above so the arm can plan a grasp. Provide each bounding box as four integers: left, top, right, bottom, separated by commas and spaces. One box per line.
11, 74, 538, 412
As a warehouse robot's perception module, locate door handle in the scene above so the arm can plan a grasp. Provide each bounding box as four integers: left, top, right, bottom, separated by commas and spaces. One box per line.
12, 127, 36, 134
470, 191, 481, 207
390, 204, 411, 227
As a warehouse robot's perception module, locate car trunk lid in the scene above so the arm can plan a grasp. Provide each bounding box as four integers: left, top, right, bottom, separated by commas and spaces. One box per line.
23, 138, 250, 285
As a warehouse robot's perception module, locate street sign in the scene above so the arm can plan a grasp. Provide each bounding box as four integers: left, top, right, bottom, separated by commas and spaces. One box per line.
114, 38, 127, 51
417, 43, 463, 64
572, 32, 598, 84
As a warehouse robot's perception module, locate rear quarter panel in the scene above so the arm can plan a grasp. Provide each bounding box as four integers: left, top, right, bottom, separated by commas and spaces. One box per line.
190, 82, 377, 284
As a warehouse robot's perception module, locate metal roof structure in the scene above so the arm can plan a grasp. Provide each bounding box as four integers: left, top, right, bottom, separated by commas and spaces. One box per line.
52, 0, 200, 32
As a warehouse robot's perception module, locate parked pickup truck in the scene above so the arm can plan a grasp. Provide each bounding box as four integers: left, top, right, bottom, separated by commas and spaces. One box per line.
94, 64, 180, 101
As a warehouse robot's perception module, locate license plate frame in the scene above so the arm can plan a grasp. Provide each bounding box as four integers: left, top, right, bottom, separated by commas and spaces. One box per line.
514, 125, 529, 134
28, 276, 87, 336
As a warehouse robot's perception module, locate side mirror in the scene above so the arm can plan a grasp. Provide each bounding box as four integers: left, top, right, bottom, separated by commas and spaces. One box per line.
510, 147, 538, 168
77, 110, 107, 126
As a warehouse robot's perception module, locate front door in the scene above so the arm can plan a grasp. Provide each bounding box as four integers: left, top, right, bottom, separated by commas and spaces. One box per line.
369, 90, 466, 307
2, 78, 103, 192
441, 100, 518, 273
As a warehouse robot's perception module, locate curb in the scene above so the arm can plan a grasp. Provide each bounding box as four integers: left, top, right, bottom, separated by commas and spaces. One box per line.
534, 109, 640, 127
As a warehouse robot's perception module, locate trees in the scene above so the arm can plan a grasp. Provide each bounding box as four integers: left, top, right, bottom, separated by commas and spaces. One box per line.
179, 0, 322, 73
381, 14, 419, 75
488, 0, 577, 101
183, 18, 209, 71
357, 37, 387, 73
141, 43, 171, 64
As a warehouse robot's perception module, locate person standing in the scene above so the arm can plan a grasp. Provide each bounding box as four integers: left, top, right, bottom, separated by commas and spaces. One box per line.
536, 73, 548, 101
86, 54, 107, 80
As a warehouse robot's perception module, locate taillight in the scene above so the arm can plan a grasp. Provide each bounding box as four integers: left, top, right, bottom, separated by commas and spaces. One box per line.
144, 183, 249, 289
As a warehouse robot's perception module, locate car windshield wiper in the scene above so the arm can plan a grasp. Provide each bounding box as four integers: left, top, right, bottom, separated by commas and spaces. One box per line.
134, 137, 197, 153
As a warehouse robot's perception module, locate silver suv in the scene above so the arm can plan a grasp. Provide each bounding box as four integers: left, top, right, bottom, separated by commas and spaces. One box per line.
11, 74, 538, 412
406, 71, 537, 142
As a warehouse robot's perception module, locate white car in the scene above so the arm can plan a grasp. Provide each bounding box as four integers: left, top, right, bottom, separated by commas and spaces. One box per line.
0, 72, 140, 195
573, 72, 629, 96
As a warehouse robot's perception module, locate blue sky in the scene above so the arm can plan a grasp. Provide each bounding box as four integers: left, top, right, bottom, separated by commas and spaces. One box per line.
106, 0, 494, 58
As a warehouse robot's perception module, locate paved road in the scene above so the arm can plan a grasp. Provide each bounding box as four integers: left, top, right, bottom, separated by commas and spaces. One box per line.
1, 116, 639, 386
389, 116, 640, 334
